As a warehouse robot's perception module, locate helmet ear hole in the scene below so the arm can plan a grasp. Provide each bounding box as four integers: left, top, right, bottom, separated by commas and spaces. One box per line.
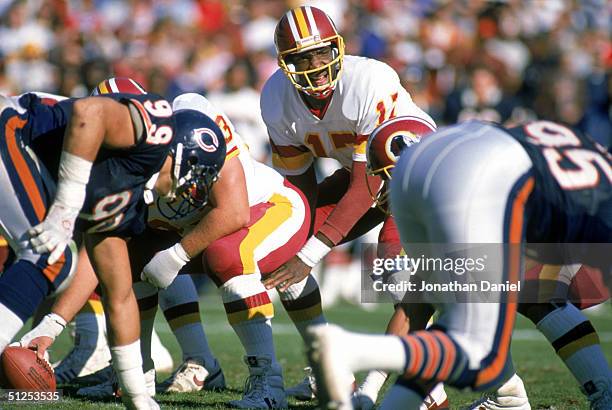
287, 63, 295, 72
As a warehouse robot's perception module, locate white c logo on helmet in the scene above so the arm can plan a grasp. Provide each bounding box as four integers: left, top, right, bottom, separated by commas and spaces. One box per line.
194, 128, 219, 153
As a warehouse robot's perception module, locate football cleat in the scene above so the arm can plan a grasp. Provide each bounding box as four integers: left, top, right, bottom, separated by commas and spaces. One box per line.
229, 355, 288, 409
285, 367, 317, 400
582, 376, 612, 410
76, 367, 156, 398
468, 374, 530, 410
307, 324, 355, 410
352, 380, 449, 410
156, 358, 226, 393
352, 370, 387, 410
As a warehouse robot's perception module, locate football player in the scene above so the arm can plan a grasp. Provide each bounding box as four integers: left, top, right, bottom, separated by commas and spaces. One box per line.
367, 117, 610, 410
0, 89, 224, 409
358, 115, 530, 410
23, 91, 319, 409
308, 119, 612, 410
258, 7, 440, 407
141, 92, 316, 409
261, 5, 434, 291
49, 79, 223, 394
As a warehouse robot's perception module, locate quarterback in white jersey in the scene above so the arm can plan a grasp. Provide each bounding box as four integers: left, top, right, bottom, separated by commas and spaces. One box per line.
260, 4, 434, 299
259, 6, 448, 409
262, 55, 432, 172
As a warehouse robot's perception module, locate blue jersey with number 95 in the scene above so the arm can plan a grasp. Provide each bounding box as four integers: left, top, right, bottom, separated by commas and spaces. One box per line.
504, 121, 612, 244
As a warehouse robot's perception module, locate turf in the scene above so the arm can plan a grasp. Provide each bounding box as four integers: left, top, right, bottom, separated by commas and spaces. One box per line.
7, 291, 611, 410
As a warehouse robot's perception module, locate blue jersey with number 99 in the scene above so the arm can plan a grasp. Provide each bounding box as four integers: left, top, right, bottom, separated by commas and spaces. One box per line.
19, 92, 175, 237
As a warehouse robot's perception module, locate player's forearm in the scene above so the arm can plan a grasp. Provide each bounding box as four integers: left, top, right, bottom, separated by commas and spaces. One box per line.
180, 206, 248, 258
317, 161, 381, 246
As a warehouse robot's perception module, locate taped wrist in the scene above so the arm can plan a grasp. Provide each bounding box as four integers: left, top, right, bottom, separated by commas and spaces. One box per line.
55, 151, 93, 209
40, 313, 67, 339
297, 236, 332, 268
172, 242, 191, 266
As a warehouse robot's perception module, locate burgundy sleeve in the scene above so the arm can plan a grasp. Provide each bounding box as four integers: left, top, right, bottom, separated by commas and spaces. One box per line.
317, 161, 382, 245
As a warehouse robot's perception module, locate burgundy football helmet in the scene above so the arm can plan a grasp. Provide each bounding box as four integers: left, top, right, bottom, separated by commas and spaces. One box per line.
274, 6, 344, 99
366, 116, 436, 209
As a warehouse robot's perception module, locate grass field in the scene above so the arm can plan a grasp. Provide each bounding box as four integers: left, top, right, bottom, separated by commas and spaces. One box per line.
9, 291, 612, 410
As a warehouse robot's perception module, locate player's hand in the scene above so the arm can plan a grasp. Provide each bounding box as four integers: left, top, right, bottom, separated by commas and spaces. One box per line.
28, 203, 80, 264
263, 255, 312, 292
141, 243, 190, 289
18, 313, 66, 360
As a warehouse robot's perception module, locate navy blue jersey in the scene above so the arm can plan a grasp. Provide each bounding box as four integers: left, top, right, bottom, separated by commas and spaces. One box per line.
19, 92, 175, 237
504, 121, 612, 244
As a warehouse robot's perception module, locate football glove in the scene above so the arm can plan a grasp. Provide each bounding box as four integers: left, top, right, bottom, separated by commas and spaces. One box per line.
28, 202, 80, 264
18, 313, 67, 348
141, 243, 190, 289
28, 151, 91, 265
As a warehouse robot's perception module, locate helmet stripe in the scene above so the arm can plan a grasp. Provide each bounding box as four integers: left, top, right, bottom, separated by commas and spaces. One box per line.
293, 7, 310, 39
304, 6, 319, 37
130, 79, 146, 94
108, 78, 119, 93
98, 80, 110, 94
286, 10, 301, 43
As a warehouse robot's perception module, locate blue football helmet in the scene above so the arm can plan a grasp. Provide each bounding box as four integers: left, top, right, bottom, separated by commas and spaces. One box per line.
162, 109, 227, 219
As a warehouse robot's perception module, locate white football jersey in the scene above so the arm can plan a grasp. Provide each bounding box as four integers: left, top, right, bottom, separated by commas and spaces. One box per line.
147, 93, 286, 234
261, 55, 435, 175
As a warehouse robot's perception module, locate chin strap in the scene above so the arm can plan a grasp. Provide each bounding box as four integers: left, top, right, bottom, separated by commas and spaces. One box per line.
167, 142, 184, 201
143, 172, 160, 205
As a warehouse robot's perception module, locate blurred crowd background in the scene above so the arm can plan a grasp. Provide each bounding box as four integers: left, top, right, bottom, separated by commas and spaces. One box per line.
0, 0, 610, 306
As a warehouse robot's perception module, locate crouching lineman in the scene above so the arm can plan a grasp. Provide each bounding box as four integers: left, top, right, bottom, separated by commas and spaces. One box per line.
0, 89, 220, 408
359, 116, 531, 410
308, 119, 612, 410
48, 78, 224, 395
141, 92, 323, 409
23, 91, 323, 409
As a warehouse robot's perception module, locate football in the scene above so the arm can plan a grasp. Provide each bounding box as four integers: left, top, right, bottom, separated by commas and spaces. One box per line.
1, 346, 56, 391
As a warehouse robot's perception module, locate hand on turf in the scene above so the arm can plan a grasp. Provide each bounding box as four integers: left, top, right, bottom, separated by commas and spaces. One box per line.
28, 202, 80, 264
141, 243, 190, 289
263, 255, 312, 292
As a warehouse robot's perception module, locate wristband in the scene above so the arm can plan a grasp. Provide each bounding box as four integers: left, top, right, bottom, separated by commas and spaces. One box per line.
173, 242, 191, 262
297, 236, 332, 267
43, 313, 67, 338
